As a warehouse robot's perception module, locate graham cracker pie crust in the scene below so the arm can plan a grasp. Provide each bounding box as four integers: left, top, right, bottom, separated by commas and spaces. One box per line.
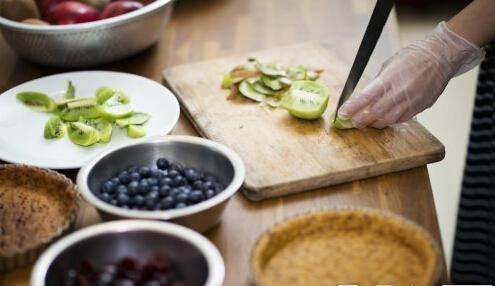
0, 164, 79, 272
251, 209, 441, 286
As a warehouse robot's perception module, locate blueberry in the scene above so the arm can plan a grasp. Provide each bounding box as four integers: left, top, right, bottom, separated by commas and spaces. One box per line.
168, 170, 179, 178
139, 166, 152, 178
176, 193, 188, 203
109, 199, 118, 206
189, 190, 204, 203
159, 177, 172, 186
148, 178, 159, 187
192, 180, 204, 190
117, 193, 131, 206
205, 189, 216, 199
128, 181, 139, 195
159, 185, 171, 197
138, 180, 150, 194
184, 168, 200, 181
101, 181, 115, 193
134, 195, 145, 206
118, 171, 131, 184
178, 185, 192, 194
202, 181, 214, 191
150, 168, 162, 178
99, 192, 111, 202
175, 202, 187, 209
169, 188, 180, 198
169, 162, 182, 172
214, 183, 225, 192
171, 175, 185, 187
159, 196, 175, 210
150, 185, 160, 194
130, 172, 140, 182
145, 191, 160, 209
156, 158, 170, 170
111, 177, 120, 185
116, 185, 128, 194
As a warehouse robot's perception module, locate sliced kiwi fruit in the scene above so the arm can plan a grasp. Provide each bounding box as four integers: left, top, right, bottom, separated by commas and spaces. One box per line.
58, 105, 102, 121
67, 122, 100, 146
16, 91, 56, 113
66, 97, 97, 109
113, 91, 130, 104
281, 80, 330, 120
115, 112, 151, 128
238, 80, 265, 102
100, 94, 134, 119
287, 65, 307, 81
331, 112, 354, 129
127, 125, 146, 138
79, 118, 113, 143
64, 81, 75, 99
43, 116, 65, 139
253, 82, 276, 96
255, 62, 286, 77
261, 75, 283, 91
95, 86, 115, 104
265, 97, 281, 108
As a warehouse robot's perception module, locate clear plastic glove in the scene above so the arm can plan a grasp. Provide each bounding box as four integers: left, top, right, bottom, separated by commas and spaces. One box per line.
338, 21, 486, 129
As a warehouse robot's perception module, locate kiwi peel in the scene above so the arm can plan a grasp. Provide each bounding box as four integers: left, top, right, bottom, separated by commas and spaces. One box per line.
17, 81, 152, 147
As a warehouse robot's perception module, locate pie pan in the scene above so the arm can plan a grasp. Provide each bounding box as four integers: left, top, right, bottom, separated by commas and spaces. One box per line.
251, 208, 441, 286
0, 164, 79, 272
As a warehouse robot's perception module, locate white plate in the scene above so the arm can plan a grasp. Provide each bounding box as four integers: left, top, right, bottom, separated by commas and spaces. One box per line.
0, 71, 180, 169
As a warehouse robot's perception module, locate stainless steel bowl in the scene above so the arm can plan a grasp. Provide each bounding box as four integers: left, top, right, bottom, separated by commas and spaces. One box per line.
31, 220, 225, 286
77, 135, 245, 233
0, 0, 174, 67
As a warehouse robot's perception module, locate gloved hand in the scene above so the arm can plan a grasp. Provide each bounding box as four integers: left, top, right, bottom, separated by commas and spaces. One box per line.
338, 21, 486, 129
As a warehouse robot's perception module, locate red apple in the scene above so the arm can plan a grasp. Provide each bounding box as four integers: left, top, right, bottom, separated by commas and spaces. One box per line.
47, 1, 100, 25
36, 0, 69, 18
100, 0, 143, 19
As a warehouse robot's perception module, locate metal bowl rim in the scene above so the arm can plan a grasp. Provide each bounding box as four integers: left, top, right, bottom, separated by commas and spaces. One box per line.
31, 219, 225, 286
0, 0, 173, 32
77, 135, 246, 220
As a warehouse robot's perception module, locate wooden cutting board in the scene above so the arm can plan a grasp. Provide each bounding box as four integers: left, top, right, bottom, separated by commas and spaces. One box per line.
162, 42, 444, 201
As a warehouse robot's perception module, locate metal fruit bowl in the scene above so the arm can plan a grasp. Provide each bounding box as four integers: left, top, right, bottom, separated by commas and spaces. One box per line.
77, 135, 246, 233
31, 220, 225, 286
0, 0, 174, 67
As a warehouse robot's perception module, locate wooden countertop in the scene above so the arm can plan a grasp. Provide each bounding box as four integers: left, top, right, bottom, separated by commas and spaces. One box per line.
0, 0, 448, 285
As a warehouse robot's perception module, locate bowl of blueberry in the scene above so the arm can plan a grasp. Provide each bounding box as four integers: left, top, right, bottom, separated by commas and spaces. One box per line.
77, 135, 245, 233
31, 220, 225, 286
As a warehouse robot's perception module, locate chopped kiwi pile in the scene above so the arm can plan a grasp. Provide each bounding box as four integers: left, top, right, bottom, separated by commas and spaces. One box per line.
222, 59, 353, 127
16, 81, 151, 147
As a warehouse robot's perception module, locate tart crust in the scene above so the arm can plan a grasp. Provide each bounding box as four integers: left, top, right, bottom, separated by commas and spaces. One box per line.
0, 164, 79, 272
252, 209, 440, 286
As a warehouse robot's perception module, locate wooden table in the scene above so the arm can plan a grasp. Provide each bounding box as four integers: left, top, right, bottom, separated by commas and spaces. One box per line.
0, 0, 448, 285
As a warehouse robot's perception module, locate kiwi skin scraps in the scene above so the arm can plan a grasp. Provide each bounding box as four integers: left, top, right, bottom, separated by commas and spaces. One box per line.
251, 210, 440, 286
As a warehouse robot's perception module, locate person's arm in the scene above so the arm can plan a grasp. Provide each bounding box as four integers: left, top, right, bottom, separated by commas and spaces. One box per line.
338, 0, 495, 129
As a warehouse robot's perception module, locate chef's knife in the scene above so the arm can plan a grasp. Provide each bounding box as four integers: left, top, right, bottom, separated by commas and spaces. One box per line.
333, 0, 394, 122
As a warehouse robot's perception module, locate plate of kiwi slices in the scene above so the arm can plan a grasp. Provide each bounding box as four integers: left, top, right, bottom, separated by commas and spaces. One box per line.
0, 71, 180, 169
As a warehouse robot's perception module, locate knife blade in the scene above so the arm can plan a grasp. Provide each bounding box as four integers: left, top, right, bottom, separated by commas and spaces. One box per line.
333, 0, 394, 122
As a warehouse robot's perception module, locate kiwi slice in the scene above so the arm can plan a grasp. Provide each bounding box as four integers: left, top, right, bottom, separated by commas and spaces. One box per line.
238, 80, 265, 102
64, 81, 75, 99
287, 65, 307, 81
95, 86, 115, 104
261, 75, 283, 91
79, 118, 113, 143
67, 122, 100, 146
66, 97, 97, 109
58, 105, 102, 121
101, 94, 134, 119
127, 125, 146, 138
115, 112, 151, 128
16, 91, 56, 113
43, 116, 65, 139
281, 80, 330, 120
255, 62, 286, 77
331, 112, 354, 129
